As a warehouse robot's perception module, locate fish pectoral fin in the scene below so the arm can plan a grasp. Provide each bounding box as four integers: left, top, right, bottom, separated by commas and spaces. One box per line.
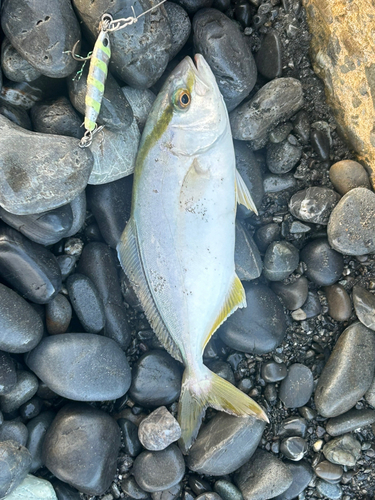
201, 274, 246, 352
117, 218, 183, 363
178, 366, 269, 453
235, 168, 258, 215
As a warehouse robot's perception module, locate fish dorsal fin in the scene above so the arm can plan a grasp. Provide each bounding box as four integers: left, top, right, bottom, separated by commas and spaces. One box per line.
201, 274, 247, 352
117, 218, 183, 363
235, 169, 258, 215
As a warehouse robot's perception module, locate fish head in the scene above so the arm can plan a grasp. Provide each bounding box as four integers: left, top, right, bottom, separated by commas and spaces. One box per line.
144, 54, 229, 157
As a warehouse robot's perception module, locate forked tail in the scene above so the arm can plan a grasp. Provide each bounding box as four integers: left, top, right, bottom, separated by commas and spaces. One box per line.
178, 365, 269, 453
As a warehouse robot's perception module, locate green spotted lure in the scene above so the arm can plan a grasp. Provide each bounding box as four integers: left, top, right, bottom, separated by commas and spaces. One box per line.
70, 1, 167, 148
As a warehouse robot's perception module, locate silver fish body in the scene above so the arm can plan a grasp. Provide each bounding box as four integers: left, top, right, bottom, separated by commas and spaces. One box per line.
118, 54, 268, 451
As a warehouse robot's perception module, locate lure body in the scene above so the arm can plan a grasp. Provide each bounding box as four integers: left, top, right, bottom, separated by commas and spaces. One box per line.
84, 30, 111, 133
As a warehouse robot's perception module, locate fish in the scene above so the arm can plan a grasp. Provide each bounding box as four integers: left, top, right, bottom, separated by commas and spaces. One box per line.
117, 54, 269, 452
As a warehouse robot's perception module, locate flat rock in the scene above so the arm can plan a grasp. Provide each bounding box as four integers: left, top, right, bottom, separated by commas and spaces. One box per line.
0, 283, 43, 353
234, 449, 293, 500
322, 434, 361, 466
1, 0, 80, 78
218, 283, 287, 354
326, 409, 375, 436
353, 285, 375, 330
328, 187, 375, 255
0, 225, 62, 304
138, 406, 181, 451
187, 413, 266, 476
0, 115, 93, 215
315, 322, 375, 417
193, 9, 257, 111
0, 370, 39, 413
279, 364, 314, 408
230, 78, 303, 142
289, 187, 340, 225
4, 474, 57, 500
43, 403, 121, 495
72, 0, 172, 89
133, 445, 185, 492
304, 0, 375, 186
0, 440, 32, 498
26, 333, 131, 402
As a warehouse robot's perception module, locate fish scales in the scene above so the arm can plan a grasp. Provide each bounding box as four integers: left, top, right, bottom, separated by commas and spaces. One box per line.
117, 54, 268, 452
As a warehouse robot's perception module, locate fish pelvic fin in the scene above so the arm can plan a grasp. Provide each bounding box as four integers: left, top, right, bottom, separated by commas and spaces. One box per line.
235, 168, 258, 215
178, 365, 269, 454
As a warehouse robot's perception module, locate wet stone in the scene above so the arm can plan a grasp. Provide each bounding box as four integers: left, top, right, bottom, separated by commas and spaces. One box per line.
72, 0, 172, 88
234, 449, 293, 500
57, 255, 76, 281
280, 437, 307, 461
353, 285, 375, 330
6, 474, 57, 499
261, 361, 287, 383
0, 440, 32, 498
300, 238, 344, 286
279, 364, 314, 408
133, 445, 185, 493
165, 2, 191, 60
311, 128, 330, 161
118, 419, 143, 457
0, 226, 62, 304
187, 413, 266, 476
193, 9, 257, 111
263, 241, 299, 281
271, 276, 309, 311
26, 411, 55, 473
121, 476, 150, 499
78, 242, 131, 349
328, 187, 375, 255
1, 38, 42, 83
322, 434, 361, 466
235, 221, 263, 281
0, 351, 16, 395
266, 137, 302, 174
234, 0, 252, 29
0, 370, 38, 413
325, 284, 352, 322
329, 160, 370, 195
188, 476, 211, 496
43, 402, 121, 495
129, 350, 182, 408
0, 204, 73, 246
86, 176, 133, 249
289, 187, 340, 225
0, 421, 28, 447
66, 274, 105, 333
316, 479, 342, 499
255, 30, 282, 80
278, 417, 307, 439
138, 406, 181, 451
1, 0, 80, 78
0, 115, 93, 215
214, 480, 242, 500
218, 283, 287, 354
30, 97, 82, 139
254, 223, 280, 253
315, 322, 375, 418
26, 333, 131, 402
45, 293, 72, 335
273, 460, 314, 500
263, 173, 297, 194
326, 409, 375, 436
121, 86, 156, 130
234, 141, 264, 217
230, 78, 303, 142
315, 460, 343, 482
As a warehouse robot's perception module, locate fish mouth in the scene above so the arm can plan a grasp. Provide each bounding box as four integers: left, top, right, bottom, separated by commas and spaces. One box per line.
184, 55, 212, 93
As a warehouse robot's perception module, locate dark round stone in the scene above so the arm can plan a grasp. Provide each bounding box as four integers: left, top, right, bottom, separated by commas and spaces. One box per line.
291, 110, 310, 144
56, 255, 77, 281
129, 350, 182, 408
255, 30, 282, 80
0, 100, 32, 130
300, 238, 344, 286
273, 460, 314, 500
234, 0, 252, 29
164, 2, 191, 61
266, 137, 302, 174
30, 96, 83, 139
0, 370, 39, 413
353, 285, 375, 330
214, 480, 242, 500
46, 293, 72, 335
279, 364, 314, 408
188, 476, 212, 496
0, 439, 32, 498
208, 361, 235, 385
271, 277, 309, 311
314, 460, 343, 482
0, 421, 28, 447
42, 402, 121, 495
254, 223, 281, 253
261, 361, 287, 383
1, 38, 42, 83
310, 128, 330, 161
329, 160, 370, 195
173, 0, 213, 15
235, 221, 263, 281
26, 410, 56, 473
263, 241, 299, 281
19, 395, 43, 420
133, 445, 185, 492
0, 351, 17, 394
118, 418, 143, 457
325, 284, 352, 321
280, 437, 308, 461
26, 333, 131, 402
66, 274, 105, 333
193, 9, 257, 111
219, 283, 287, 354
263, 173, 297, 193
278, 417, 307, 439
300, 291, 322, 319
121, 476, 150, 500
316, 479, 342, 499
289, 187, 340, 225
51, 479, 81, 500
326, 409, 375, 437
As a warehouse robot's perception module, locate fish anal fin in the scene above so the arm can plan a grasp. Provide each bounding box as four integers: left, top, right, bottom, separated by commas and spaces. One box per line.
117, 218, 183, 363
201, 274, 246, 352
235, 168, 258, 215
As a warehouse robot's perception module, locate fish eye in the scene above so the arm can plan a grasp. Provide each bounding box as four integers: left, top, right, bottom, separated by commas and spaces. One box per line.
174, 89, 191, 110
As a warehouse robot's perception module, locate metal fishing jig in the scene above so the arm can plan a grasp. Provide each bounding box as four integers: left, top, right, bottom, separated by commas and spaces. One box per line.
67, 0, 167, 148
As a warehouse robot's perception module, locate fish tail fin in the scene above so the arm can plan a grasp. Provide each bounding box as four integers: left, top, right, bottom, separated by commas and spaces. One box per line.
178, 365, 269, 453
